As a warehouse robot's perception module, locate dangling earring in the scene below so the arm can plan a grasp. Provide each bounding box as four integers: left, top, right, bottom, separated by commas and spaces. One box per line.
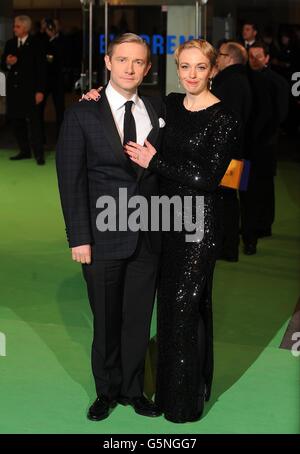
208, 78, 212, 90
178, 78, 181, 89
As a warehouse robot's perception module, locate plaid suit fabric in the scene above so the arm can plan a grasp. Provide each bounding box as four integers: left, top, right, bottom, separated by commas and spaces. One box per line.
56, 96, 165, 259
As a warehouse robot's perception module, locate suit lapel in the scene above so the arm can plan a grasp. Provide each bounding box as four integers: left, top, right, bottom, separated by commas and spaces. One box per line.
96, 92, 137, 178
13, 37, 18, 53
142, 96, 160, 146
95, 92, 160, 181
137, 96, 160, 181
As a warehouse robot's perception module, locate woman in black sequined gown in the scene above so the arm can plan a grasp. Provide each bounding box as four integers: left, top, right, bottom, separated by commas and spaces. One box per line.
125, 39, 240, 423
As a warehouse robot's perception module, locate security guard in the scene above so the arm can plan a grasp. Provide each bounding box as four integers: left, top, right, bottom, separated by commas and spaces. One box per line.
1, 15, 46, 165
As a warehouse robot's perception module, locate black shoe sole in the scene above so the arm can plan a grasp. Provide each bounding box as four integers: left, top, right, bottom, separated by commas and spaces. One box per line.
87, 411, 109, 421
87, 399, 117, 421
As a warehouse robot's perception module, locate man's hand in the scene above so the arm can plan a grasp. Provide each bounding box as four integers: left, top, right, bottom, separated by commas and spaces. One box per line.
35, 92, 44, 104
71, 244, 92, 264
6, 54, 17, 66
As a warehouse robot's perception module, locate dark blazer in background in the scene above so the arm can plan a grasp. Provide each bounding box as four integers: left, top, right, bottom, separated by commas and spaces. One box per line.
1, 35, 46, 119
212, 63, 252, 159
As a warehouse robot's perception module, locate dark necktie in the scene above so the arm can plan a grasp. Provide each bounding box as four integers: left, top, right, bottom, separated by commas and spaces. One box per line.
123, 100, 139, 173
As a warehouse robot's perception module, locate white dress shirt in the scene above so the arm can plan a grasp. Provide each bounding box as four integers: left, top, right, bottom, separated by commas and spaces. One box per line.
18, 35, 28, 47
244, 39, 256, 49
105, 82, 152, 146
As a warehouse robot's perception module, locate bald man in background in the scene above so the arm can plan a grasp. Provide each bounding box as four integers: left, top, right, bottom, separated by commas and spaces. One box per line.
212, 41, 252, 261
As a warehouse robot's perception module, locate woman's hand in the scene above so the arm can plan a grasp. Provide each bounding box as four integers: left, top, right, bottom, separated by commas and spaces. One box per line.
124, 140, 157, 169
80, 86, 103, 102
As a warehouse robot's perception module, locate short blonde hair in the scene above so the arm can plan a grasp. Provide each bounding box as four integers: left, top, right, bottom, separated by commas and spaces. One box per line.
15, 15, 32, 33
107, 33, 151, 64
174, 39, 217, 68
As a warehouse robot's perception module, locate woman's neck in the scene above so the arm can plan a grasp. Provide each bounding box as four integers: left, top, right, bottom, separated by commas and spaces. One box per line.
184, 90, 216, 111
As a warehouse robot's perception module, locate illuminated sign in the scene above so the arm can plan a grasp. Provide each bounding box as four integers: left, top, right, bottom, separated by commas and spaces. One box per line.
99, 34, 197, 55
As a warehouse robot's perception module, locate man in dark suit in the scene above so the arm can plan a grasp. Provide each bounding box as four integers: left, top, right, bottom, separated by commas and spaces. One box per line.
1, 15, 46, 165
56, 34, 165, 421
41, 18, 65, 140
213, 41, 252, 261
241, 22, 259, 50
247, 42, 289, 239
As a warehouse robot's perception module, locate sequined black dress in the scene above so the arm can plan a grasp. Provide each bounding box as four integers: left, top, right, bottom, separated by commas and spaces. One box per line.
148, 93, 240, 422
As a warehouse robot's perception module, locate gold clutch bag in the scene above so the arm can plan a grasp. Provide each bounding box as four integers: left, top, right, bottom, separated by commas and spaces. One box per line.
220, 159, 244, 189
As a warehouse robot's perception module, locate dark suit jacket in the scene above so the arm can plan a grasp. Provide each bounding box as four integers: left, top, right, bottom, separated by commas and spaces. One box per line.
0, 35, 46, 118
45, 34, 65, 89
212, 64, 252, 159
246, 68, 277, 176
56, 92, 165, 260
261, 67, 290, 127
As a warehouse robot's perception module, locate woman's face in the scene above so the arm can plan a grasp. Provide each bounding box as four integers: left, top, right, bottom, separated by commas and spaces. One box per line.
177, 47, 213, 96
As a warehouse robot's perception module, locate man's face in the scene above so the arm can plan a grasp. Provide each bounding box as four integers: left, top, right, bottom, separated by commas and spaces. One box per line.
249, 47, 269, 70
242, 24, 257, 42
216, 44, 231, 71
105, 42, 151, 96
13, 20, 28, 39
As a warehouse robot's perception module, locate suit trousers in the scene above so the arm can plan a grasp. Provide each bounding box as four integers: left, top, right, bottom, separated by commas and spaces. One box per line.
82, 232, 159, 400
41, 82, 65, 140
240, 172, 275, 245
12, 105, 44, 159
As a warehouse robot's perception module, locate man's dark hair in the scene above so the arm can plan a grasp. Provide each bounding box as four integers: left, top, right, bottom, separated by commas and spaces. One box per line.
251, 40, 270, 56
243, 22, 259, 32
44, 18, 56, 32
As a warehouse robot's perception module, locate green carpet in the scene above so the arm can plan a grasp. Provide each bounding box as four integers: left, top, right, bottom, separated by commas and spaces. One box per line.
0, 150, 299, 434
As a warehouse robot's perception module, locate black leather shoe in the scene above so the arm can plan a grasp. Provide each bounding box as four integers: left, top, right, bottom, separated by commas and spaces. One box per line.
10, 153, 31, 161
87, 396, 117, 421
118, 395, 162, 417
36, 157, 45, 165
244, 243, 257, 255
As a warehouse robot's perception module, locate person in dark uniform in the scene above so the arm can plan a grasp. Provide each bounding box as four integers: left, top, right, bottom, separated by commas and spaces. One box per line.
241, 22, 259, 50
0, 15, 46, 165
248, 42, 289, 238
41, 18, 65, 139
212, 41, 252, 261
